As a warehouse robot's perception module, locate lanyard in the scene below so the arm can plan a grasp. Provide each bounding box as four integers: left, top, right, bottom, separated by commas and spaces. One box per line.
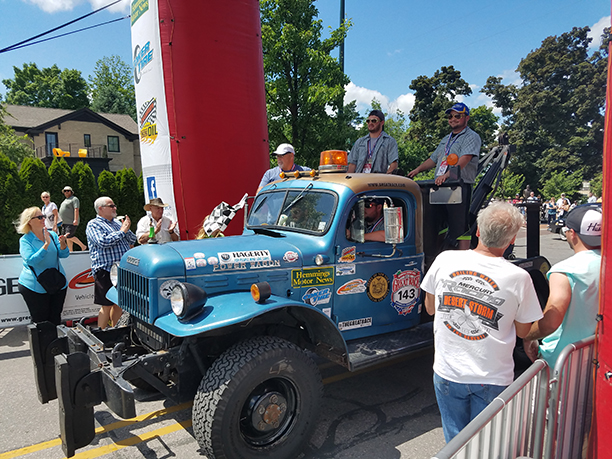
367, 135, 381, 160
444, 128, 468, 157
367, 216, 384, 233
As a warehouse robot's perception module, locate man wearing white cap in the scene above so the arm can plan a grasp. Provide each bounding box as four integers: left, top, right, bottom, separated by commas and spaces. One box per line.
136, 197, 179, 244
524, 204, 602, 367
257, 143, 311, 192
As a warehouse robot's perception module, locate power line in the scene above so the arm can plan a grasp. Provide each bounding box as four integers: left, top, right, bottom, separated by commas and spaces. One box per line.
0, 0, 127, 54
1, 16, 130, 54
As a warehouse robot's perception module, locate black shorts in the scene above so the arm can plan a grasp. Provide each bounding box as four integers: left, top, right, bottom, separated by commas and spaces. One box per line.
94, 269, 114, 306
62, 224, 78, 238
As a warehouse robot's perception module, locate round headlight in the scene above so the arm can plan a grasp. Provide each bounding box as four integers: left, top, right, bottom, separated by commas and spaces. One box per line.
170, 285, 186, 316
110, 263, 119, 287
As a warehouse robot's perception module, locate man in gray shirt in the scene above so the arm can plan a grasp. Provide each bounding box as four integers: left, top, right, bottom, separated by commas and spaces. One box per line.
408, 103, 481, 254
348, 110, 398, 174
59, 186, 87, 252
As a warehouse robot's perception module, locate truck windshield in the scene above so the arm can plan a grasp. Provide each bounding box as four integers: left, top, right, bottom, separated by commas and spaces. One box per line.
248, 189, 336, 233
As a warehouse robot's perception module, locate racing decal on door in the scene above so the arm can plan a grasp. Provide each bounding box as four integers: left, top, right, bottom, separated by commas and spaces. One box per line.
336, 279, 366, 295
391, 269, 420, 315
366, 272, 389, 302
339, 246, 356, 263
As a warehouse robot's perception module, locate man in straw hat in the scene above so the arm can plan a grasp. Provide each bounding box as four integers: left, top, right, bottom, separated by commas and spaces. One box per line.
136, 197, 179, 244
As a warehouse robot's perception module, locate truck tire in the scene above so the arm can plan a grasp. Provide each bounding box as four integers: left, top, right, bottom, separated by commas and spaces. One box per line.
193, 336, 323, 459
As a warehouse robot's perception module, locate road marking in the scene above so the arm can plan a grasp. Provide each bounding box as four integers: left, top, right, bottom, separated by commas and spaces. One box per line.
0, 401, 192, 458
1, 352, 431, 458
71, 419, 193, 459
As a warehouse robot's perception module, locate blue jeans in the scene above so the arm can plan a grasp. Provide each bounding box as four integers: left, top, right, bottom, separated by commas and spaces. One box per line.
433, 372, 507, 442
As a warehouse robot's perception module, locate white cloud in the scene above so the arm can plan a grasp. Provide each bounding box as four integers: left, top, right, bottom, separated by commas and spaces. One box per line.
24, 0, 129, 14
344, 81, 415, 118
588, 16, 611, 50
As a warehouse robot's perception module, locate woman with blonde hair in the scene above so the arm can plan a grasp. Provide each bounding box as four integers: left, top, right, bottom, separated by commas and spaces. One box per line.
41, 191, 60, 233
15, 207, 70, 325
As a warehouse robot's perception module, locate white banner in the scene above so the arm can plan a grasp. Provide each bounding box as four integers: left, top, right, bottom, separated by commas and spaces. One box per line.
131, 0, 179, 227
0, 252, 98, 328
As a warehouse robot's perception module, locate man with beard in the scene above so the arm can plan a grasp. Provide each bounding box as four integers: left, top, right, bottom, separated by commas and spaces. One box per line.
408, 103, 481, 253
348, 110, 398, 174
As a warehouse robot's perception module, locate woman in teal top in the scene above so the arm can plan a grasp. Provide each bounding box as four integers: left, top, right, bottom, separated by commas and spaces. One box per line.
16, 207, 70, 325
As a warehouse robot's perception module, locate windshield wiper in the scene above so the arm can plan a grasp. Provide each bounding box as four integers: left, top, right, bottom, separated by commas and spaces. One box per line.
282, 183, 313, 213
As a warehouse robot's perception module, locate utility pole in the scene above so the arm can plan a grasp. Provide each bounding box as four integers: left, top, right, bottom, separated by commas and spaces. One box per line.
339, 0, 345, 120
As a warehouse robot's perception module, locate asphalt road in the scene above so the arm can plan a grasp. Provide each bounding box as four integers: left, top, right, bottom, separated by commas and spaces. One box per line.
0, 224, 573, 459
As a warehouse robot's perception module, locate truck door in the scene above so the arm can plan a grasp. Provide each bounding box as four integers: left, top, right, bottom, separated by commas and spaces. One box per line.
333, 192, 423, 339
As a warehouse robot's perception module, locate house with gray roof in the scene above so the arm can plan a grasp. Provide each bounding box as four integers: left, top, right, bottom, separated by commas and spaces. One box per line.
3, 104, 141, 176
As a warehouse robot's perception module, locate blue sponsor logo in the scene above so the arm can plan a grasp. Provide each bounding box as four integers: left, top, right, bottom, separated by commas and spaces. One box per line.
134, 41, 153, 84
146, 176, 158, 200
302, 287, 331, 306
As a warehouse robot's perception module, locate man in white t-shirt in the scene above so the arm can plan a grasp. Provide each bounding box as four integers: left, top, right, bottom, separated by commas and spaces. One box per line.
136, 198, 179, 244
422, 201, 543, 442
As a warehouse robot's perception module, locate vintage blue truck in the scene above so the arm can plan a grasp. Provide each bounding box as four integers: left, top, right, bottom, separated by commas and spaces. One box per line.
28, 148, 549, 458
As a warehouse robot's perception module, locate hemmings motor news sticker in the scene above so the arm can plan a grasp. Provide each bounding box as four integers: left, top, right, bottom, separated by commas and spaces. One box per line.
391, 269, 421, 315
291, 267, 334, 288
338, 317, 372, 331
283, 251, 299, 263
339, 246, 356, 263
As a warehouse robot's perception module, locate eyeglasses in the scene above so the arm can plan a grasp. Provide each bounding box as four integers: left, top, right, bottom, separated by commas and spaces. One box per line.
366, 119, 380, 124
102, 204, 117, 208
31, 215, 45, 220
447, 114, 465, 120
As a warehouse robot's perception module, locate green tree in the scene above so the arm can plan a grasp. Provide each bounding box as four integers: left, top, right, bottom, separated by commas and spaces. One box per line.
468, 106, 499, 153
493, 170, 525, 199
97, 169, 119, 202
541, 170, 584, 201
589, 172, 603, 198
261, 0, 355, 166
89, 55, 137, 121
0, 105, 35, 165
0, 154, 25, 254
71, 162, 98, 244
48, 157, 73, 207
117, 168, 142, 231
2, 63, 89, 109
407, 66, 472, 153
19, 157, 49, 209
482, 26, 608, 189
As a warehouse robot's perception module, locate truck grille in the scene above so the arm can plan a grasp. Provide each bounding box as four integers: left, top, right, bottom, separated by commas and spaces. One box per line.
118, 268, 150, 322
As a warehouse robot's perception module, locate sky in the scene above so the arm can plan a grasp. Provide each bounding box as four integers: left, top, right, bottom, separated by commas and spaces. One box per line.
0, 0, 609, 120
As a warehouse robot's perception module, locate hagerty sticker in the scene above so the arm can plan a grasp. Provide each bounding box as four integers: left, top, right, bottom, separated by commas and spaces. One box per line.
218, 250, 271, 264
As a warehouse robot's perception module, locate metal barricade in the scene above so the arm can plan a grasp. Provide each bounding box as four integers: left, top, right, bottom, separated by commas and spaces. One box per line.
544, 335, 595, 459
432, 360, 550, 459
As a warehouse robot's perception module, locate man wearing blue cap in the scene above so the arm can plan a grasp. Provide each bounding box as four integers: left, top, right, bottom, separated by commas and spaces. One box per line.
408, 102, 482, 252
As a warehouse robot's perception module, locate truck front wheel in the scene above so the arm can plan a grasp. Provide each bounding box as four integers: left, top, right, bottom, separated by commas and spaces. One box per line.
193, 336, 323, 459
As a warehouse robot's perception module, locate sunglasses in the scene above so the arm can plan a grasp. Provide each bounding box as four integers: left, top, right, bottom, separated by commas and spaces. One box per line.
102, 204, 117, 208
447, 114, 465, 119
366, 119, 380, 124
31, 215, 45, 220
364, 202, 377, 208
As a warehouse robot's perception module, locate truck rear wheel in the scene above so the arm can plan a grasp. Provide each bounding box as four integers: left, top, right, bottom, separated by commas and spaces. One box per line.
193, 336, 322, 459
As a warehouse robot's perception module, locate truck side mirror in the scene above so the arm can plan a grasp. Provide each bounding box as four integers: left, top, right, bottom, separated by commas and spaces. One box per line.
384, 206, 403, 244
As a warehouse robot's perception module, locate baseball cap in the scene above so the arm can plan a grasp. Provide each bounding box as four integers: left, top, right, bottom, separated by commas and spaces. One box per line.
445, 102, 470, 116
368, 109, 385, 123
565, 204, 602, 246
63, 186, 73, 192
273, 143, 295, 156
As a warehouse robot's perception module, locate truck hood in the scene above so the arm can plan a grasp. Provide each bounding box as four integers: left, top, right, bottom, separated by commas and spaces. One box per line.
164, 233, 303, 275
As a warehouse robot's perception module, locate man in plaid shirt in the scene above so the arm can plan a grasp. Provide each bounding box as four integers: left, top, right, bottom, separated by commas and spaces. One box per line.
86, 196, 137, 329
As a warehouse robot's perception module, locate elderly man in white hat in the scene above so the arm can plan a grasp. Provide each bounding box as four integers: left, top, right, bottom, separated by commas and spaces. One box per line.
136, 197, 179, 244
257, 143, 311, 192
